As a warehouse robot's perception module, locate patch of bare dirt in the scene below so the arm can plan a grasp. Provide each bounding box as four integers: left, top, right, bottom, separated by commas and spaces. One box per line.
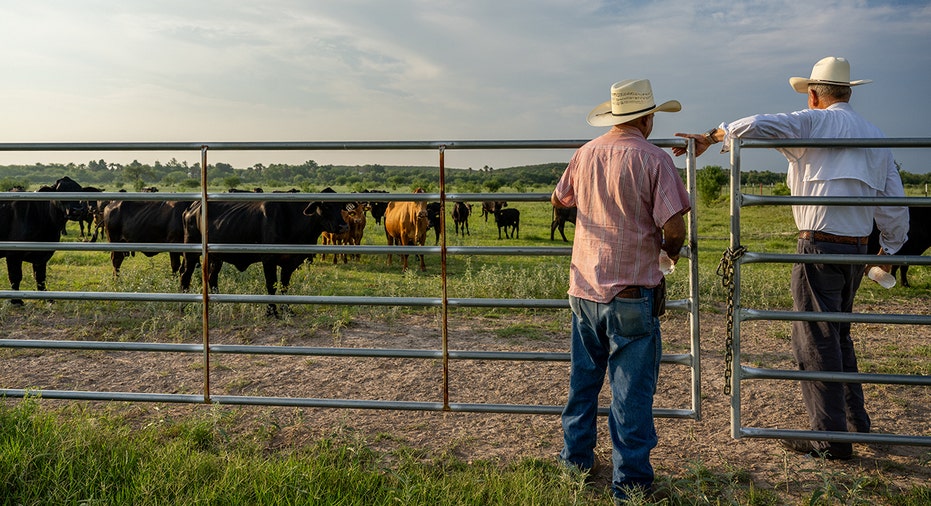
2, 302, 929, 501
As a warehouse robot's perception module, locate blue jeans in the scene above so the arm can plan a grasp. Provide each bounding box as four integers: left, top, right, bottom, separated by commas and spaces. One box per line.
560, 292, 661, 499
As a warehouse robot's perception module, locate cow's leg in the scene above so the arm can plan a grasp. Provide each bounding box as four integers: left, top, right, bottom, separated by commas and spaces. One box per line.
111, 251, 127, 277
464, 218, 469, 236
899, 265, 911, 288
208, 261, 222, 293
33, 262, 54, 303
515, 220, 519, 239
169, 252, 182, 275
277, 265, 298, 317
7, 259, 24, 305
262, 261, 280, 317
179, 253, 198, 291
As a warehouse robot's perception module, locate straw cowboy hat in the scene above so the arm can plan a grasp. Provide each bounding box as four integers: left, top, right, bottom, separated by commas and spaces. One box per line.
789, 56, 872, 94
586, 79, 681, 127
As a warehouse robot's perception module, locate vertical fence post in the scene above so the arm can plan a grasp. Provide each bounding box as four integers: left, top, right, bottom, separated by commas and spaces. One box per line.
200, 145, 211, 403
439, 145, 450, 410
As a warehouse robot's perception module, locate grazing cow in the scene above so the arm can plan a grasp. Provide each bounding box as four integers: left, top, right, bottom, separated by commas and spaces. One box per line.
493, 207, 520, 240
452, 202, 472, 237
425, 202, 441, 245
868, 206, 931, 287
0, 177, 86, 304
550, 206, 577, 242
179, 187, 348, 316
384, 191, 430, 271
102, 199, 194, 276
480, 201, 507, 222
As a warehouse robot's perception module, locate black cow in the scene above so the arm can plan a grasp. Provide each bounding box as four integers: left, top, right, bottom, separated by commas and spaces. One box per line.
480, 201, 507, 222
179, 187, 348, 316
66, 186, 105, 242
452, 202, 472, 237
0, 177, 85, 304
550, 206, 577, 242
362, 189, 390, 225
426, 202, 442, 245
493, 208, 520, 240
102, 199, 194, 276
868, 206, 931, 287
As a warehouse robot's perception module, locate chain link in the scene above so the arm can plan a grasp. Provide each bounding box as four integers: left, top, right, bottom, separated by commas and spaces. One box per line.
716, 245, 746, 395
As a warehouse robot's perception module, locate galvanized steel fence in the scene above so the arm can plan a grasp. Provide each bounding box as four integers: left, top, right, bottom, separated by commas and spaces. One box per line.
0, 139, 701, 419
727, 137, 931, 447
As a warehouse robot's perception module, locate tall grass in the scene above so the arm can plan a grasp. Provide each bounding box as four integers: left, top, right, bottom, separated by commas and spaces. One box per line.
0, 398, 606, 506
2, 398, 928, 505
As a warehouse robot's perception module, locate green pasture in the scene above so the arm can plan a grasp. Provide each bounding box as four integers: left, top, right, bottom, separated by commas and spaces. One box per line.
21, 185, 930, 324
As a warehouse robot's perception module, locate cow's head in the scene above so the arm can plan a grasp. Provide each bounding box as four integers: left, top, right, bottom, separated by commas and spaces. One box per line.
51, 176, 86, 220
303, 187, 349, 234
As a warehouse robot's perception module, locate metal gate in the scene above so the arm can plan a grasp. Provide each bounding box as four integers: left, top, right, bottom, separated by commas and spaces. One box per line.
0, 139, 701, 419
725, 137, 931, 446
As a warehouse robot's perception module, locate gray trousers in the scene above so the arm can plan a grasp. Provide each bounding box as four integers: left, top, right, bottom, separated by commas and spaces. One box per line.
791, 237, 870, 455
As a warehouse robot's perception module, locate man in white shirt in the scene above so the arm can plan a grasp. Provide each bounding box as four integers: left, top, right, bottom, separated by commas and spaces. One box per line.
675, 57, 908, 460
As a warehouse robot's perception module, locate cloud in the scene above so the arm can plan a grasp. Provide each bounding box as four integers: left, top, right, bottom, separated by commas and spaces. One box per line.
0, 0, 929, 171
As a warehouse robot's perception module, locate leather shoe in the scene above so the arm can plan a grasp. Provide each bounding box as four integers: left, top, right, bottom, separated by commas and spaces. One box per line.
780, 439, 852, 460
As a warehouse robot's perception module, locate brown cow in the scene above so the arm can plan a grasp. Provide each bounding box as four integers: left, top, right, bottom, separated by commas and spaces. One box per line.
320, 202, 367, 264
384, 191, 429, 271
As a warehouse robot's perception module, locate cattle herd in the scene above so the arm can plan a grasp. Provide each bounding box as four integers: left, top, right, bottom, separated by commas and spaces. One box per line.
0, 178, 580, 316
2, 177, 928, 315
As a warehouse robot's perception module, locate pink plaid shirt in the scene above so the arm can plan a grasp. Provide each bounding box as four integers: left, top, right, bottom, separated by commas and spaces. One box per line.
553, 125, 691, 303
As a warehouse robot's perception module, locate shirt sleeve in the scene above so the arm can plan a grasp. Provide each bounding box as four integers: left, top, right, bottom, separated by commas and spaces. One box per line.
872, 158, 909, 254
720, 111, 811, 153
553, 158, 577, 208
652, 154, 691, 229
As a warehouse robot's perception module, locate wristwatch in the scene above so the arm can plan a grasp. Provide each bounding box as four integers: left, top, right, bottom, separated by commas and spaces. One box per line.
702, 127, 718, 144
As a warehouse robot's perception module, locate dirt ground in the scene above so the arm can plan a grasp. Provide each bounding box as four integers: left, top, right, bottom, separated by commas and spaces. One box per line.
2, 300, 930, 502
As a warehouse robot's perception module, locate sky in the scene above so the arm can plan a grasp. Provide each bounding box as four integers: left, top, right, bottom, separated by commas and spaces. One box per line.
2, 0, 930, 174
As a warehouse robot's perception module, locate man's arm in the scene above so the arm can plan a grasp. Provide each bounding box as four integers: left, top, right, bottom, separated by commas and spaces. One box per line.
551, 191, 569, 209
661, 212, 687, 261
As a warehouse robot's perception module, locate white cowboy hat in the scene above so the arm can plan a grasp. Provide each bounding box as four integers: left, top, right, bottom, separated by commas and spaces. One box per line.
586, 79, 681, 127
789, 56, 872, 94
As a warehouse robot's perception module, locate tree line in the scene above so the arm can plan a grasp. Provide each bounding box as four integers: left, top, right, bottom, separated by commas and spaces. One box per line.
1, 159, 929, 194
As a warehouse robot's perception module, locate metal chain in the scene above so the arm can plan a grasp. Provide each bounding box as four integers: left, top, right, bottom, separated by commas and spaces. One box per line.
716, 245, 746, 395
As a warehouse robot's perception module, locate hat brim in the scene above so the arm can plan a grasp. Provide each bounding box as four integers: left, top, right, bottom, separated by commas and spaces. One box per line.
586, 99, 681, 127
789, 77, 872, 94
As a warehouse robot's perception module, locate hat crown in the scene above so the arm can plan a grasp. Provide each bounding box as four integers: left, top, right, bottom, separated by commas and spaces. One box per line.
610, 79, 657, 116
809, 56, 852, 84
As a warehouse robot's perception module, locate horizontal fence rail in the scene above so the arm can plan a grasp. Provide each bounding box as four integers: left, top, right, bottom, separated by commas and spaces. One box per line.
0, 138, 702, 421
728, 136, 931, 447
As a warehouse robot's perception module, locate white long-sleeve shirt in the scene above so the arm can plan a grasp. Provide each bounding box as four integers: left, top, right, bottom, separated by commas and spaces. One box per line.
720, 102, 908, 254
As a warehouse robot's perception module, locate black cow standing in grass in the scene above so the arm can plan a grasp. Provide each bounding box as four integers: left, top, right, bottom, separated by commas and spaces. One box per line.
362, 189, 390, 225
480, 201, 507, 222
61, 185, 104, 242
179, 188, 348, 316
101, 199, 194, 276
426, 202, 442, 245
550, 206, 577, 242
868, 206, 931, 287
493, 207, 520, 240
452, 202, 472, 237
0, 177, 86, 304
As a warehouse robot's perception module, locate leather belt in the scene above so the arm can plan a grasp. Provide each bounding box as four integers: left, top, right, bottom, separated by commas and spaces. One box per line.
799, 230, 868, 246
615, 286, 643, 299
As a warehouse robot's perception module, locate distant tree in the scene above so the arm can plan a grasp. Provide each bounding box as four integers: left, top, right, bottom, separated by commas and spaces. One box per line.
697, 165, 728, 205
483, 177, 503, 193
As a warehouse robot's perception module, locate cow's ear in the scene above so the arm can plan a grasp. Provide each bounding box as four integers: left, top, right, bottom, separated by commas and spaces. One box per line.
303, 202, 321, 216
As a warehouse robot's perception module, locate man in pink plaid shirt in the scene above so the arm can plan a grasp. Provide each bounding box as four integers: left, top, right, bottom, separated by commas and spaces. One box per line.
552, 78, 690, 503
